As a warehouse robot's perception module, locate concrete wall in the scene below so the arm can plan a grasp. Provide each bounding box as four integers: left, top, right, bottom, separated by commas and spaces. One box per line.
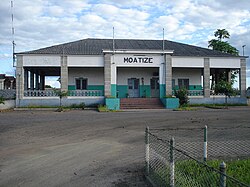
23, 55, 60, 67
172, 57, 241, 68
0, 100, 15, 110
18, 97, 104, 107
68, 67, 104, 86
189, 97, 247, 104
117, 67, 158, 85
172, 68, 202, 86
67, 56, 104, 67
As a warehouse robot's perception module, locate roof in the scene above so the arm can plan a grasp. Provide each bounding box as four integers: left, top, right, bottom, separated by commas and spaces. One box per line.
17, 38, 238, 57
0, 74, 15, 80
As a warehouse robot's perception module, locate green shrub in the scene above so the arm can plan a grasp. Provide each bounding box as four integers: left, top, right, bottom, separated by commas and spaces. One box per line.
174, 88, 189, 106
0, 96, 5, 104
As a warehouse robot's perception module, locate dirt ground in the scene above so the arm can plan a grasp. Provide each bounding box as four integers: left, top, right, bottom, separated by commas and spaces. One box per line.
0, 107, 250, 187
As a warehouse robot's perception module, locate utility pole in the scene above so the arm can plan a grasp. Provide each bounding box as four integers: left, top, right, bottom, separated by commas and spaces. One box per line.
242, 45, 246, 56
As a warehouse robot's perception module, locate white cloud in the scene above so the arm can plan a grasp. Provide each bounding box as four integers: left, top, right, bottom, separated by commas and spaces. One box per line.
0, 0, 250, 81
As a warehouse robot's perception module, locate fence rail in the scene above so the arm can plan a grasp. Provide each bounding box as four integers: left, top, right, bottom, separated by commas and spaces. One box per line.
68, 90, 103, 97
23, 90, 103, 97
24, 90, 57, 97
145, 127, 250, 187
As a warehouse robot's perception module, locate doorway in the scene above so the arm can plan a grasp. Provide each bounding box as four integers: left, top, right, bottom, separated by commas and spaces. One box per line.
150, 78, 159, 98
128, 78, 140, 98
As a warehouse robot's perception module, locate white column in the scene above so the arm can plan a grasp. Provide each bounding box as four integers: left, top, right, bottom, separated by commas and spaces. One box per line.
159, 59, 165, 98
204, 58, 210, 98
165, 54, 172, 96
0, 79, 4, 89
240, 59, 246, 97
16, 55, 24, 104
104, 53, 112, 97
60, 56, 68, 92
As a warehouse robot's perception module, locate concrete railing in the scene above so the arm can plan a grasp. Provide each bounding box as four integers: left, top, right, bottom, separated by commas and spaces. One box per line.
68, 90, 103, 97
172, 90, 204, 96
24, 90, 103, 97
24, 90, 58, 97
188, 90, 204, 96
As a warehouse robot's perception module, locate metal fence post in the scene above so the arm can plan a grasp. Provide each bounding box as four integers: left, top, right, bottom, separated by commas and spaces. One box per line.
219, 161, 226, 187
145, 126, 150, 176
204, 125, 207, 162
170, 137, 175, 187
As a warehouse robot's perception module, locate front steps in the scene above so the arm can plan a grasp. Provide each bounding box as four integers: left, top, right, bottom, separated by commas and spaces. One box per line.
120, 98, 164, 109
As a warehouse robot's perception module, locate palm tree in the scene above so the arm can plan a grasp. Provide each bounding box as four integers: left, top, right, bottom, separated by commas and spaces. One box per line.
214, 29, 230, 41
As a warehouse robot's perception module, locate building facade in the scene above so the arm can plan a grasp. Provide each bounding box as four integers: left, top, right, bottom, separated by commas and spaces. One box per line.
15, 38, 247, 108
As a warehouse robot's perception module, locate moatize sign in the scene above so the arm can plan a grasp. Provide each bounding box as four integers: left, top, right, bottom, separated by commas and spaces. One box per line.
124, 57, 153, 63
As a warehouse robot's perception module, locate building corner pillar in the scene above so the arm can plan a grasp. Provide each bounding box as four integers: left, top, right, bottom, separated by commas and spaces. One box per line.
240, 58, 246, 97
165, 54, 172, 96
204, 58, 210, 98
60, 56, 68, 92
104, 53, 112, 97
16, 55, 24, 106
0, 79, 4, 89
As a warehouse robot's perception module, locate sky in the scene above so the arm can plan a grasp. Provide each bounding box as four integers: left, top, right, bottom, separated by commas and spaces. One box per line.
0, 0, 250, 88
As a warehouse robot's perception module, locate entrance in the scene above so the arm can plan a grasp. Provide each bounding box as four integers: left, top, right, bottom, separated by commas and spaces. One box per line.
150, 78, 159, 98
128, 78, 140, 98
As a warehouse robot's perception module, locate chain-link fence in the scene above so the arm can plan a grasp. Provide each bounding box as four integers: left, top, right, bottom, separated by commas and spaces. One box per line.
145, 127, 250, 187
149, 126, 250, 160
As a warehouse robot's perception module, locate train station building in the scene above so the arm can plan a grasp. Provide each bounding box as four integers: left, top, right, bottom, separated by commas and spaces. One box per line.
15, 38, 247, 109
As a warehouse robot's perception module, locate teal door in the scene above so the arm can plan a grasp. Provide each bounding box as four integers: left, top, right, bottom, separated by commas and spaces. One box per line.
128, 78, 140, 98
150, 78, 159, 98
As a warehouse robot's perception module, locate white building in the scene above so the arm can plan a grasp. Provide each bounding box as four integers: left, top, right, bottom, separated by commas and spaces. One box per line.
15, 38, 247, 108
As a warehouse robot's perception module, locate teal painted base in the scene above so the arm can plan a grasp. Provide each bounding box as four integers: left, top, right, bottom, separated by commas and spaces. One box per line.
117, 85, 153, 98
139, 85, 151, 98
173, 85, 202, 90
68, 85, 75, 90
161, 98, 179, 109
111, 84, 117, 97
117, 85, 128, 98
105, 98, 120, 110
68, 85, 104, 92
160, 84, 166, 98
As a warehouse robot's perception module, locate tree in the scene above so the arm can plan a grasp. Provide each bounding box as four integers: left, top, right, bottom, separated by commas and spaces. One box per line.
209, 29, 239, 90
208, 39, 238, 55
45, 85, 52, 88
53, 89, 68, 112
214, 29, 230, 41
208, 29, 239, 55
215, 80, 236, 107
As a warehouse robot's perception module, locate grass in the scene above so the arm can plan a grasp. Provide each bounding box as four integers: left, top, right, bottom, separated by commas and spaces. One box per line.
174, 107, 199, 111
189, 103, 248, 107
97, 105, 110, 112
20, 103, 86, 110
206, 159, 250, 185
150, 158, 250, 187
173, 103, 248, 111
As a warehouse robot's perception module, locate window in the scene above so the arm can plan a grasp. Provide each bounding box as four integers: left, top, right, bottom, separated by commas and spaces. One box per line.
178, 79, 189, 90
75, 78, 87, 90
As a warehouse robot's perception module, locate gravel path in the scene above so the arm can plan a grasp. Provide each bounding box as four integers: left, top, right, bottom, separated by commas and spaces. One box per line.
0, 107, 250, 186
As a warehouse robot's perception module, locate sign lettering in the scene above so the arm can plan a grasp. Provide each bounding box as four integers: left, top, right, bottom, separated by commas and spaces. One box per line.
124, 57, 153, 63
